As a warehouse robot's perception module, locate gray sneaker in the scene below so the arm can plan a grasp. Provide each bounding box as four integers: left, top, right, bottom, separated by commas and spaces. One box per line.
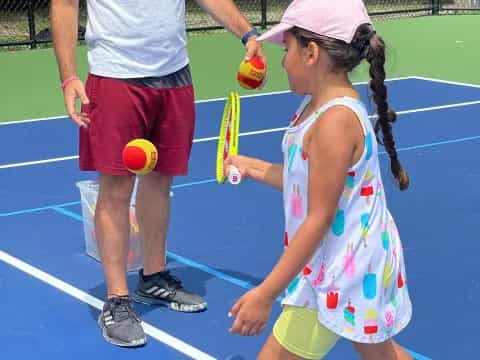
132, 270, 207, 312
98, 296, 147, 347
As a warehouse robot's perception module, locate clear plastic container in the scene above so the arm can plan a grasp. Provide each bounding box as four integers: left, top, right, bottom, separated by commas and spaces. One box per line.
76, 180, 143, 272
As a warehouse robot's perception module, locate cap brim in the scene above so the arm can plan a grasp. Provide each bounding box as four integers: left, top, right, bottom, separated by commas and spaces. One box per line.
257, 23, 294, 45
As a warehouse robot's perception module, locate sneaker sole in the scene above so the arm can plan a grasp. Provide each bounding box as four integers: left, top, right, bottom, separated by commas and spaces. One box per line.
97, 315, 147, 347
132, 291, 207, 313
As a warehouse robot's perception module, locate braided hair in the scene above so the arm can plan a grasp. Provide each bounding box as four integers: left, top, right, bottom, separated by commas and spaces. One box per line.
290, 25, 409, 190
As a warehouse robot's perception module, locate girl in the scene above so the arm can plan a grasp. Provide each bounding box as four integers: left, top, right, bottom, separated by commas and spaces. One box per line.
226, 0, 413, 359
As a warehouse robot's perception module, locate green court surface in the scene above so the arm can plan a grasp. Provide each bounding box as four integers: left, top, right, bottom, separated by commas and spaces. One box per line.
0, 14, 479, 122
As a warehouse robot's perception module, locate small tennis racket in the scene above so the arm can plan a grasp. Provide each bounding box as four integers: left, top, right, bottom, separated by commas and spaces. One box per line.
216, 91, 242, 185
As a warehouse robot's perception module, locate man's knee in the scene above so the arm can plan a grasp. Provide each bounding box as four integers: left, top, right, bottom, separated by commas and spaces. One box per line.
98, 174, 135, 206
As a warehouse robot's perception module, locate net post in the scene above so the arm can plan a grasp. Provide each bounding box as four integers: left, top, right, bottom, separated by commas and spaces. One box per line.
261, 0, 267, 29
27, 0, 37, 49
432, 0, 440, 14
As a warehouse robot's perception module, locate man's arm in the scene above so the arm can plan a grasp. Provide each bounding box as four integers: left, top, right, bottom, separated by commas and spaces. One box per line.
50, 0, 90, 127
195, 0, 255, 38
194, 0, 264, 60
50, 0, 79, 81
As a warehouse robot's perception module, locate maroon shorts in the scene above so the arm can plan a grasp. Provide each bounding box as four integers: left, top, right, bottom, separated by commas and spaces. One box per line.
80, 74, 195, 176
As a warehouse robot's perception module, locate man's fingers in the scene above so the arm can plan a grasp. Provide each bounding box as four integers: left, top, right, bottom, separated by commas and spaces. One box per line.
64, 87, 90, 127
78, 87, 90, 105
65, 95, 79, 123
244, 38, 261, 61
245, 47, 255, 61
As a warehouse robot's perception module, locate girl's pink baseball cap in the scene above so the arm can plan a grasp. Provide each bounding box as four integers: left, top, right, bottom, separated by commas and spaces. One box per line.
257, 0, 373, 45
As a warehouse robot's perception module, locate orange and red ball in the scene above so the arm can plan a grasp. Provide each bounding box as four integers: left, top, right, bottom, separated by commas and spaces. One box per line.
122, 139, 158, 175
237, 56, 267, 90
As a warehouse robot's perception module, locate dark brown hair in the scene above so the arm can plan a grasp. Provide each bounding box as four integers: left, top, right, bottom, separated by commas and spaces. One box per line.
290, 25, 409, 191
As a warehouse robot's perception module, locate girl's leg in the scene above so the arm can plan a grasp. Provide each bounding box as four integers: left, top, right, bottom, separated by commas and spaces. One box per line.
392, 342, 413, 360
258, 306, 339, 360
258, 334, 307, 360
352, 339, 412, 360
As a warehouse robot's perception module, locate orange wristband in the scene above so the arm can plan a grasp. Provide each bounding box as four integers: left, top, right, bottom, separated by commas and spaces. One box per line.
61, 75, 80, 89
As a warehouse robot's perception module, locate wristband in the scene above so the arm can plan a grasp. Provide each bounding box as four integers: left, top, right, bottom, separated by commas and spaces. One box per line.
61, 75, 80, 89
241, 28, 259, 45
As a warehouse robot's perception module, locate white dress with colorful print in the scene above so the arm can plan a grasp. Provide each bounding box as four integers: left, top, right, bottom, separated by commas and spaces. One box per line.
282, 96, 412, 343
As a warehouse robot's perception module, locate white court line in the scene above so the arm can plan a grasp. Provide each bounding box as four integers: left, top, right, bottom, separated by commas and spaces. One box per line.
412, 75, 480, 89
0, 155, 80, 169
193, 127, 288, 143
0, 249, 217, 360
5, 76, 480, 126
195, 76, 414, 103
1, 97, 479, 170
394, 99, 480, 115
0, 115, 69, 126
0, 76, 415, 126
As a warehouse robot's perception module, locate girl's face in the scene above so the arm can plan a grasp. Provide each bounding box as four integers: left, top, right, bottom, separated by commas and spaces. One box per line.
282, 32, 308, 94
282, 31, 330, 95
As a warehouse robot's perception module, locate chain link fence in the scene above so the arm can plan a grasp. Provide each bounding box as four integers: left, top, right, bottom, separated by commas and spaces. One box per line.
441, 0, 480, 12
1, 0, 478, 50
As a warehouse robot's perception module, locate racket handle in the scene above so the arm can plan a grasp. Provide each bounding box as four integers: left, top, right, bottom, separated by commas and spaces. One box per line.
228, 165, 242, 185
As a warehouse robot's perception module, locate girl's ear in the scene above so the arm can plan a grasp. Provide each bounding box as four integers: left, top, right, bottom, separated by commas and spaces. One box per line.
304, 41, 321, 66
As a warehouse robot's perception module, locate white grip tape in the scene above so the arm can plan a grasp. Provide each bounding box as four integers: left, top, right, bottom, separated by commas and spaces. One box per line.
228, 165, 242, 185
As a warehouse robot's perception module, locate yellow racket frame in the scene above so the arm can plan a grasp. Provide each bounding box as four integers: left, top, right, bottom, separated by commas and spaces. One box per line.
216, 91, 240, 183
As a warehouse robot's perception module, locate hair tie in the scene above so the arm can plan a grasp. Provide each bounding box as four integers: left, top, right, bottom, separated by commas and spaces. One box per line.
352, 30, 376, 54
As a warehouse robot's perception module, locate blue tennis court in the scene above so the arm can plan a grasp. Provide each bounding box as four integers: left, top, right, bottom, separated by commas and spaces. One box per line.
1, 76, 479, 359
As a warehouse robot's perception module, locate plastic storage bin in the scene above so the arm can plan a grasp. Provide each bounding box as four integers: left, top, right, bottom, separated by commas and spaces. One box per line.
76, 180, 143, 272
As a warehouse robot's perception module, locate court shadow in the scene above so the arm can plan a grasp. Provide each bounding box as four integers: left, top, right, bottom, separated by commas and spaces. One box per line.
86, 261, 263, 320
131, 264, 264, 317
213, 268, 264, 287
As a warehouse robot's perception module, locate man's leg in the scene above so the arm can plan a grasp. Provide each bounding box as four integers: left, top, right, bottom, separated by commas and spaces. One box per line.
132, 171, 207, 312
95, 173, 135, 297
135, 172, 172, 274
95, 173, 146, 347
79, 75, 150, 347
129, 79, 205, 312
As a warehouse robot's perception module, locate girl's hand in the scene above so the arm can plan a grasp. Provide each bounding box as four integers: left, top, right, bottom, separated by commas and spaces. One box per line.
228, 287, 273, 336
225, 155, 250, 180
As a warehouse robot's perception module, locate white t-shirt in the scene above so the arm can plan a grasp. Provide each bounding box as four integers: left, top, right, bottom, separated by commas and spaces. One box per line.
85, 0, 189, 78
281, 97, 412, 343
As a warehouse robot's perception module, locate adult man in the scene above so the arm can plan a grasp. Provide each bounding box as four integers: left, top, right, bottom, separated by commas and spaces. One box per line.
51, 0, 263, 347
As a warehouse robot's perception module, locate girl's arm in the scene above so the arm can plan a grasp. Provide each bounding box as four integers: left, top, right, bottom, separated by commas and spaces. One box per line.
228, 106, 363, 335
227, 155, 283, 190
258, 107, 360, 301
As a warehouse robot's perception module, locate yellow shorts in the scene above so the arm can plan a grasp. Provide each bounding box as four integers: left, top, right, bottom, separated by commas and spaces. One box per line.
273, 306, 340, 359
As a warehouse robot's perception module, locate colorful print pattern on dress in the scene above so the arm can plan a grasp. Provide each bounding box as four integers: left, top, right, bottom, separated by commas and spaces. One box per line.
281, 97, 412, 343
290, 184, 304, 219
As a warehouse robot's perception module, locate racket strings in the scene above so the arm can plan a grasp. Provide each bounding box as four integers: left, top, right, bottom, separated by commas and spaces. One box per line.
216, 92, 240, 184
223, 109, 233, 160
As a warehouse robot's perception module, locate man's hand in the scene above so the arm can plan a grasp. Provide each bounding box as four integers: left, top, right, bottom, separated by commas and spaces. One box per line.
244, 37, 265, 62
63, 79, 90, 127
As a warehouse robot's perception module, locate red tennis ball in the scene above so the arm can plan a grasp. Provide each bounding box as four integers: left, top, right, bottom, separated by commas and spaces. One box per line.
237, 56, 267, 90
122, 139, 158, 175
